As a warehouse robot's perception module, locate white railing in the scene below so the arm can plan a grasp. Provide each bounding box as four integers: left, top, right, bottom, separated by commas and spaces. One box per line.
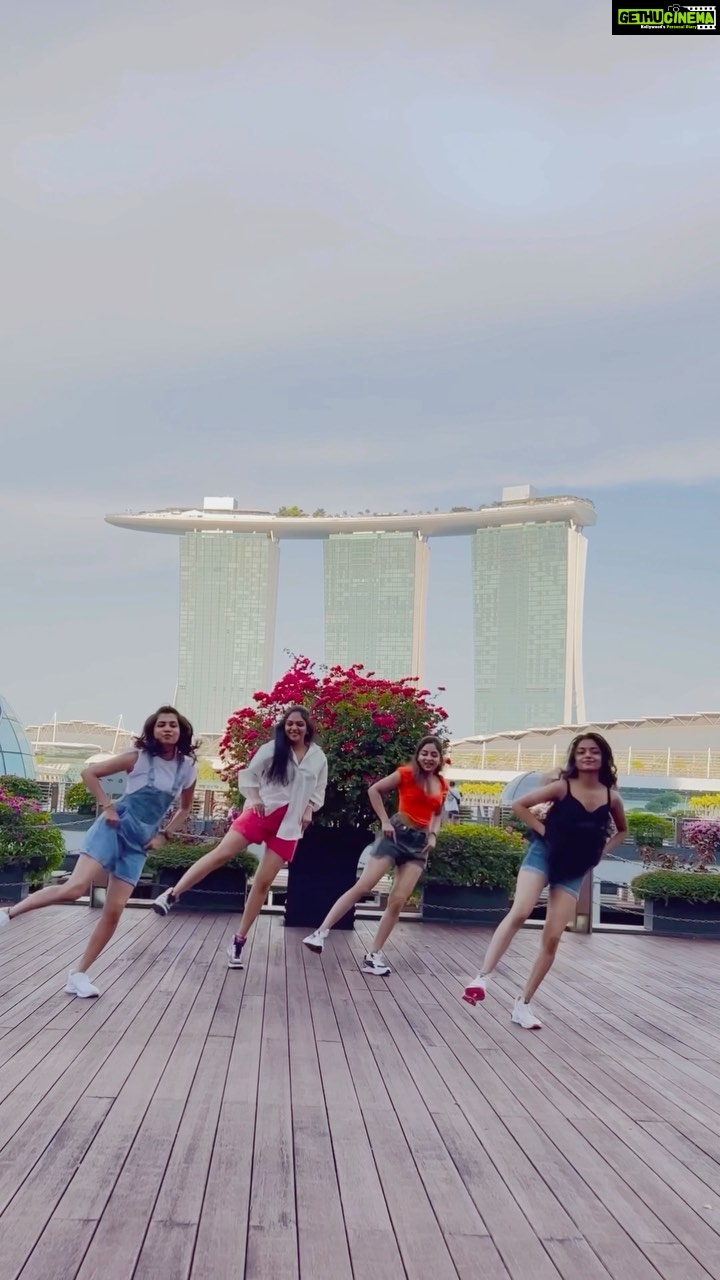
451, 746, 720, 779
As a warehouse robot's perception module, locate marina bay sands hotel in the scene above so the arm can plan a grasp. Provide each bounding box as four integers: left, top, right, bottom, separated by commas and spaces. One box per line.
106, 486, 595, 737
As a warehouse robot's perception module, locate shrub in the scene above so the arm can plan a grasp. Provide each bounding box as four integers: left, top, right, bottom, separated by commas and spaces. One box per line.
627, 812, 673, 847
631, 870, 720, 904
424, 823, 525, 893
0, 785, 64, 876
65, 781, 97, 815
684, 821, 720, 872
627, 812, 677, 870
220, 655, 448, 829
144, 840, 258, 877
0, 775, 43, 803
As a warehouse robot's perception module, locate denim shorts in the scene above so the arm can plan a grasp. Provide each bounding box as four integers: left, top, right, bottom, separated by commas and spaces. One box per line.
521, 837, 585, 900
83, 813, 149, 886
370, 816, 430, 867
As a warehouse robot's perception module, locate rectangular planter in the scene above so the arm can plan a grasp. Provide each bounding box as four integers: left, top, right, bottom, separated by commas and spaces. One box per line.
422, 883, 509, 925
644, 898, 720, 939
0, 865, 29, 904
284, 826, 371, 930
153, 866, 247, 913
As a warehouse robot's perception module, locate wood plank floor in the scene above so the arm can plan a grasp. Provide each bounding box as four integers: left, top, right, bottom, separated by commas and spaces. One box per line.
1, 906, 720, 1279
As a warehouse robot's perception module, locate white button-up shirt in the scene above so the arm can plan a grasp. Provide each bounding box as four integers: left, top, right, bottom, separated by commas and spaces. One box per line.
236, 740, 328, 841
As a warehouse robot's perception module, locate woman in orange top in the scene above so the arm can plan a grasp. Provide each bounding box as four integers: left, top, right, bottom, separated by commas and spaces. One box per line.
304, 736, 448, 975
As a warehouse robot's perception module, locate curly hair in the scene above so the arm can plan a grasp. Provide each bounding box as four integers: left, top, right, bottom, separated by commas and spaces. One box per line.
563, 732, 617, 788
134, 706, 198, 761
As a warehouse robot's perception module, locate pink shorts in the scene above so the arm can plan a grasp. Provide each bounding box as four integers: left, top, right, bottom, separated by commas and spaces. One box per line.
231, 804, 297, 862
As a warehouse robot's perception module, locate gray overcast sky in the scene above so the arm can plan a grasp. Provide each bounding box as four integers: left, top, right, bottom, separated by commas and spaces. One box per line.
2, 2, 719, 738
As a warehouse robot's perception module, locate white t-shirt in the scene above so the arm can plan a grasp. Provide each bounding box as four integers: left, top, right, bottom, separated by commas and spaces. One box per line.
124, 750, 197, 796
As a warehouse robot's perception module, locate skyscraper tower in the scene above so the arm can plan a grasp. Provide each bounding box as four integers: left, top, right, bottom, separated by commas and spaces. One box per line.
471, 486, 587, 734
175, 517, 279, 732
324, 531, 429, 679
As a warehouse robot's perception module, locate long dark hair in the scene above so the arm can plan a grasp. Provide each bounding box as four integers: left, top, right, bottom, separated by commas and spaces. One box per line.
134, 706, 198, 761
563, 732, 617, 788
411, 735, 446, 788
266, 706, 315, 784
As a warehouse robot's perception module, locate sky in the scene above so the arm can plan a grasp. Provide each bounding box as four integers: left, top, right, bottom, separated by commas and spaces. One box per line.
1, 1, 719, 740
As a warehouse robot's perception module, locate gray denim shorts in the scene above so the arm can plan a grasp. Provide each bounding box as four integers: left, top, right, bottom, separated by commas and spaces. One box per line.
370, 815, 430, 867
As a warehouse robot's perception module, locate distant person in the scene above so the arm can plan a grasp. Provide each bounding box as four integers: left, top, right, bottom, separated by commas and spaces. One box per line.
303, 736, 448, 975
444, 780, 462, 823
153, 706, 327, 970
462, 734, 627, 1029
0, 707, 197, 998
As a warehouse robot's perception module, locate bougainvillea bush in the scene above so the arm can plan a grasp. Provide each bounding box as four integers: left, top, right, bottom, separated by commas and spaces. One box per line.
684, 821, 720, 872
219, 657, 449, 828
0, 782, 64, 876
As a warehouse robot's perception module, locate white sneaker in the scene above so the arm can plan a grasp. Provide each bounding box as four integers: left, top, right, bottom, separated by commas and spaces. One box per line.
303, 929, 328, 954
153, 889, 176, 917
226, 935, 246, 969
511, 997, 542, 1030
65, 971, 100, 998
362, 951, 391, 976
0, 910, 10, 929
462, 973, 488, 1006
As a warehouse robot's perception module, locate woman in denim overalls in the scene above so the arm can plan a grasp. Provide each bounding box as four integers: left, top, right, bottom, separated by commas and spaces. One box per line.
0, 706, 197, 998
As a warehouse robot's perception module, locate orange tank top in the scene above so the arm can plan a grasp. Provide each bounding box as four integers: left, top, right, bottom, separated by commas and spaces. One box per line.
396, 765, 448, 827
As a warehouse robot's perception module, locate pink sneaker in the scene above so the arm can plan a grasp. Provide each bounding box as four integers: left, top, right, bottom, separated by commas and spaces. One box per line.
462, 974, 487, 1006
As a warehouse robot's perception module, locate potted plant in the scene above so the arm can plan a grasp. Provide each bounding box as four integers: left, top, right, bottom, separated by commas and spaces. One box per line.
0, 780, 65, 902
423, 823, 526, 924
145, 837, 258, 913
220, 656, 448, 929
631, 869, 720, 937
627, 812, 675, 866
631, 820, 720, 936
64, 781, 97, 816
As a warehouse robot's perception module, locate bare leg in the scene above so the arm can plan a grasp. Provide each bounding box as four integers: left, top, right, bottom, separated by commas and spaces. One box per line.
369, 861, 424, 954
235, 848, 286, 938
75, 876, 135, 974
6, 854, 105, 920
522, 888, 577, 1003
478, 869, 547, 976
169, 829, 251, 898
317, 856, 394, 933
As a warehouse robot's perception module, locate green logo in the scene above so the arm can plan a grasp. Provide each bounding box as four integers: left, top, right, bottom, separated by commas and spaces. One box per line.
613, 4, 717, 32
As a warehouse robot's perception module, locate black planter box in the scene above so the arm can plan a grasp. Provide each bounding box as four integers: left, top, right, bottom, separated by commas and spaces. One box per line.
644, 898, 720, 939
284, 825, 371, 930
422, 883, 509, 925
0, 865, 29, 904
153, 866, 247, 914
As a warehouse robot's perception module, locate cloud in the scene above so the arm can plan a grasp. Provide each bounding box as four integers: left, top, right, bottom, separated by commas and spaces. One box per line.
2, 2, 719, 730
2, 1, 718, 385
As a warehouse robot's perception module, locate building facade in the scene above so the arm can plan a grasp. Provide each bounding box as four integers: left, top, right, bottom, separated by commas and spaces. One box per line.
176, 530, 279, 733
472, 517, 587, 734
107, 489, 595, 736
0, 695, 35, 779
324, 531, 429, 679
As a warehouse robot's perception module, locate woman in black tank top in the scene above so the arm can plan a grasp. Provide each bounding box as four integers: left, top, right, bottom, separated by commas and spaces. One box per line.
462, 733, 627, 1030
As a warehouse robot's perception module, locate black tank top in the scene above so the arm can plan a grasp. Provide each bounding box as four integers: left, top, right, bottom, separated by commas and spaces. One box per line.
544, 778, 612, 857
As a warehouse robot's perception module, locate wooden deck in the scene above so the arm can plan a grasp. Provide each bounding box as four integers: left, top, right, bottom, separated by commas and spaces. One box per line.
1, 908, 720, 1280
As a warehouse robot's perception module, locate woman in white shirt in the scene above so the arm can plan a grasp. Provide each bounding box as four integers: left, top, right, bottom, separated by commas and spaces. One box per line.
154, 706, 327, 970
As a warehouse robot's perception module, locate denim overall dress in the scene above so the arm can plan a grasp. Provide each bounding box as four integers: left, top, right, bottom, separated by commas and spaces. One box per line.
83, 753, 184, 886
